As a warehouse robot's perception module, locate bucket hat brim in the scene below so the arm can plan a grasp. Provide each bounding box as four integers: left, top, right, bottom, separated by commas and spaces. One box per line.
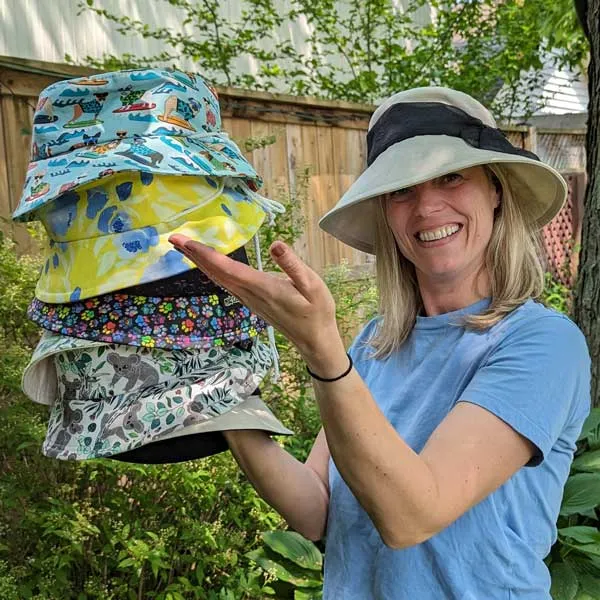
33, 173, 274, 303
13, 67, 265, 221
14, 133, 262, 222
319, 135, 568, 255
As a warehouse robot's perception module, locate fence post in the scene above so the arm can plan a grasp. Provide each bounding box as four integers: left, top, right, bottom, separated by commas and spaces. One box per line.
525, 125, 538, 154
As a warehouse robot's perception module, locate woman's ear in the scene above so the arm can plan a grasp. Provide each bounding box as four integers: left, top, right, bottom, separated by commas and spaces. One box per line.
490, 174, 502, 209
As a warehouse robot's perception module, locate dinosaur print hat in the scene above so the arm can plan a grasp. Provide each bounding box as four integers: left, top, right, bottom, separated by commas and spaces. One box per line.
12, 68, 264, 221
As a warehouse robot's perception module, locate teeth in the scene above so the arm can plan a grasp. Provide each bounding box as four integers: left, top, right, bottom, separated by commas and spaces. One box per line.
417, 224, 460, 242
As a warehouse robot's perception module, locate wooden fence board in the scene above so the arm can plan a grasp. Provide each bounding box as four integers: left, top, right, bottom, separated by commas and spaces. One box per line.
2, 93, 34, 251
0, 96, 12, 242
285, 123, 308, 259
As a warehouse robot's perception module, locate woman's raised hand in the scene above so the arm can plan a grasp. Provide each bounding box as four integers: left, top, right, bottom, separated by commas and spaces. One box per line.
168, 235, 342, 363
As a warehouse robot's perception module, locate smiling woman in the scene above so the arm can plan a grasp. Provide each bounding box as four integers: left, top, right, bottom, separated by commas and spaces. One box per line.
170, 86, 591, 600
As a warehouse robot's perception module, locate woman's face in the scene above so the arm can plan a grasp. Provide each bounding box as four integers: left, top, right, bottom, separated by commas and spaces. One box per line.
385, 166, 500, 288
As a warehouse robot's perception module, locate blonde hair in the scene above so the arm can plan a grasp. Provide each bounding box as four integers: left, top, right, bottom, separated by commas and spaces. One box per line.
370, 164, 546, 358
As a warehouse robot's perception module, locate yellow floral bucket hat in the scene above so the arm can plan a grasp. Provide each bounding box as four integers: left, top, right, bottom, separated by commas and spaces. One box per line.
34, 171, 283, 303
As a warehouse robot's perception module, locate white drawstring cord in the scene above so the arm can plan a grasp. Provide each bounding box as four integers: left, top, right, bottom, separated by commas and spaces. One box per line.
224, 177, 286, 224
253, 233, 280, 383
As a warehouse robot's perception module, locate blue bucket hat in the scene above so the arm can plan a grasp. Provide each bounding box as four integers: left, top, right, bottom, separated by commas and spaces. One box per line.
13, 69, 263, 221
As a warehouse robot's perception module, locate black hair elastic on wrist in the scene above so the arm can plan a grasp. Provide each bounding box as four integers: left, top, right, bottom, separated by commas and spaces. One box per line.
306, 354, 353, 382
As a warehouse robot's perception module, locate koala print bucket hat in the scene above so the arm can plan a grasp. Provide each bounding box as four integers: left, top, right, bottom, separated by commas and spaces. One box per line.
22, 331, 292, 462
12, 68, 267, 222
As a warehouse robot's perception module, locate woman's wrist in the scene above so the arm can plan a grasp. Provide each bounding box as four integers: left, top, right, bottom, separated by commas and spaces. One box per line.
301, 337, 350, 381
307, 353, 353, 382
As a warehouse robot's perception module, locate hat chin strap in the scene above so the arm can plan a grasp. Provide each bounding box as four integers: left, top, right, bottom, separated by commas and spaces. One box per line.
253, 234, 280, 382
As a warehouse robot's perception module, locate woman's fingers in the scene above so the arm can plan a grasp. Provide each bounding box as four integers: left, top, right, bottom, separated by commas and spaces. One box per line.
169, 234, 320, 302
269, 241, 316, 298
169, 234, 264, 295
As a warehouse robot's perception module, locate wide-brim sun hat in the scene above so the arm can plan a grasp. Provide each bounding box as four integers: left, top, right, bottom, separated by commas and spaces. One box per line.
318, 86, 569, 254
13, 68, 265, 221
32, 170, 282, 303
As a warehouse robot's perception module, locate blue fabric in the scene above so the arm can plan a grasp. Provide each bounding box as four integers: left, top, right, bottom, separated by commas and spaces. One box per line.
13, 68, 262, 222
324, 299, 591, 600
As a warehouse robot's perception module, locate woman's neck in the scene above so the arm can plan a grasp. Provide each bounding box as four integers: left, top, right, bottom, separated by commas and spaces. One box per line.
417, 269, 491, 316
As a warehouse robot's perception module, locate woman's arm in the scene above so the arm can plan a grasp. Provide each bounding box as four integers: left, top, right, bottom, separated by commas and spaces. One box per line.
309, 365, 534, 548
170, 236, 535, 548
224, 427, 330, 541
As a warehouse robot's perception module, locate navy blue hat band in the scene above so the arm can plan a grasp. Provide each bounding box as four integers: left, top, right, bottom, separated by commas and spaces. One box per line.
366, 102, 540, 167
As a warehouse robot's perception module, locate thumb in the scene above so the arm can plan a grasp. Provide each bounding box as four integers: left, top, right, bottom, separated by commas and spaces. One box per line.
270, 241, 314, 297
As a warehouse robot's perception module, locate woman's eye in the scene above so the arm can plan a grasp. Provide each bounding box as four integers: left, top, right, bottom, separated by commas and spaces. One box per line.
388, 187, 414, 201
442, 173, 463, 185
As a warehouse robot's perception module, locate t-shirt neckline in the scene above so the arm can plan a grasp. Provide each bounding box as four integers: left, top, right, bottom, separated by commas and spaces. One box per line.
414, 297, 492, 330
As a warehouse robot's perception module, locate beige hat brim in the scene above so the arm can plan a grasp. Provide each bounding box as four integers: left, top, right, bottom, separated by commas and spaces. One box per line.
318, 135, 568, 254
153, 393, 293, 439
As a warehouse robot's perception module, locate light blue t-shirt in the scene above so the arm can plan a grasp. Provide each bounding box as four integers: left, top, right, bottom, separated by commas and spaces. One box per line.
324, 299, 591, 600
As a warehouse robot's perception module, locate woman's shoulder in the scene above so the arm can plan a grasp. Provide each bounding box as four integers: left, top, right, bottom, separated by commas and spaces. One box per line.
493, 299, 588, 357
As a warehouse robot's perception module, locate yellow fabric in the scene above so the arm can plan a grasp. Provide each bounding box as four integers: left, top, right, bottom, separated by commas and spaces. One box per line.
35, 172, 266, 302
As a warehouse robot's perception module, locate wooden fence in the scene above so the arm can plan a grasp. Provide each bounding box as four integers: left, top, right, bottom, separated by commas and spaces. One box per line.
0, 56, 587, 283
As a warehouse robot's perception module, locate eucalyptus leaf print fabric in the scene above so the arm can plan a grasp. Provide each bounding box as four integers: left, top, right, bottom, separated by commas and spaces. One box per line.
42, 333, 272, 460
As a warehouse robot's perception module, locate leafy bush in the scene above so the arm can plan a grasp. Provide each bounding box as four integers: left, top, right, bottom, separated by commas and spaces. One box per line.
548, 408, 600, 600
0, 233, 43, 394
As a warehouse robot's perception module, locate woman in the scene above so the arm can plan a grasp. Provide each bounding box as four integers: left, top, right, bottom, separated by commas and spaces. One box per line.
169, 87, 591, 599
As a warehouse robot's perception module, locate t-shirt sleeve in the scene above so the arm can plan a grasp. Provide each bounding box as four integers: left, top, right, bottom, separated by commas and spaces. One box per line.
459, 314, 591, 466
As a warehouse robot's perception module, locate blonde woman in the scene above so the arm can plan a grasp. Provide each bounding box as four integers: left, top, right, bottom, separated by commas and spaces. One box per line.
169, 87, 591, 599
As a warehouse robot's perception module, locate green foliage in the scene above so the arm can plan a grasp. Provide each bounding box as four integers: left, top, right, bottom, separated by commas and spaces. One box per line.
0, 398, 285, 599
71, 0, 295, 90
0, 233, 43, 394
246, 531, 323, 598
541, 272, 573, 316
72, 0, 588, 119
548, 408, 600, 600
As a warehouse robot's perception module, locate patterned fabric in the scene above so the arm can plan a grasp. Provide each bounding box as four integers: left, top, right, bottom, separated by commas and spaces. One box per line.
27, 292, 265, 350
13, 68, 269, 221
27, 247, 267, 350
33, 171, 280, 302
36, 334, 273, 460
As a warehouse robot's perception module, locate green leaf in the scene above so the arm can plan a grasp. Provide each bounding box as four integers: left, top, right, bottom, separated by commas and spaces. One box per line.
572, 449, 600, 473
565, 555, 600, 579
573, 592, 596, 600
261, 531, 323, 571
246, 548, 322, 588
549, 562, 578, 600
560, 473, 600, 516
559, 527, 600, 545
578, 573, 600, 598
295, 589, 323, 600
577, 409, 600, 443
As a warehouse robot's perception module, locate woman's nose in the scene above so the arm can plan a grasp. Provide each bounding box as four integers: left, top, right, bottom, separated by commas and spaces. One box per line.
414, 185, 446, 217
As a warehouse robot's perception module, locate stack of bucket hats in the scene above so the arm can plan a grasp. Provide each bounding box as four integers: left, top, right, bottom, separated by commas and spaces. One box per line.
13, 68, 292, 463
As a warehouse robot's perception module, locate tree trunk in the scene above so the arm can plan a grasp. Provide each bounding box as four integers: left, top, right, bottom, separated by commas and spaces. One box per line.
573, 0, 600, 408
